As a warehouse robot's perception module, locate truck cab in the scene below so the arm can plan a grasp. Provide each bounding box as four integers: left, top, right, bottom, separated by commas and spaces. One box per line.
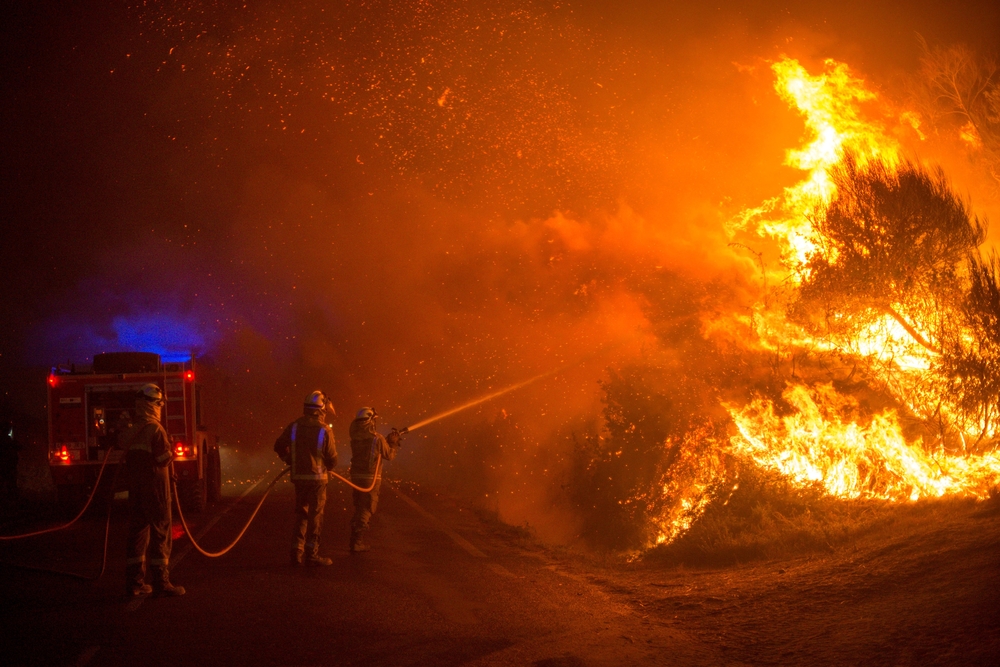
48, 351, 222, 513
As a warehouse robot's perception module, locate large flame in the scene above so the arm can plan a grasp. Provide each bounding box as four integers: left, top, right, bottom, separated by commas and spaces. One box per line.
653, 57, 1000, 546
725, 60, 1000, 500
743, 58, 901, 270
729, 384, 1000, 501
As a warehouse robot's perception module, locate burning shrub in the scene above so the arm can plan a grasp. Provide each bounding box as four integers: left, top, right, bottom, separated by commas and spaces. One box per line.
647, 462, 884, 567
940, 251, 1000, 450
728, 383, 980, 501
570, 363, 725, 550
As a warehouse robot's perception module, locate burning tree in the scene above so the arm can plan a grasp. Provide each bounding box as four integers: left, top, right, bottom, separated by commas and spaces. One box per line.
720, 57, 1000, 515
914, 40, 1000, 189
940, 251, 1000, 449
787, 152, 1000, 450
572, 55, 1000, 552
793, 153, 985, 356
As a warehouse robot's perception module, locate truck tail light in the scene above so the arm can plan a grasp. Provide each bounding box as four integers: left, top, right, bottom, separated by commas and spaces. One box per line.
184, 370, 194, 382
53, 446, 71, 463
174, 442, 196, 459
48, 374, 58, 387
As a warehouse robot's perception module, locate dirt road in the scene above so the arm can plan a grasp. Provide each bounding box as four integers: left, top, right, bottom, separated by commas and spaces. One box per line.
2, 477, 998, 665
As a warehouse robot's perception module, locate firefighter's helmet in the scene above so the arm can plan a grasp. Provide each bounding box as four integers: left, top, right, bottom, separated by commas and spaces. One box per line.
137, 383, 164, 404
304, 391, 327, 413
356, 407, 377, 421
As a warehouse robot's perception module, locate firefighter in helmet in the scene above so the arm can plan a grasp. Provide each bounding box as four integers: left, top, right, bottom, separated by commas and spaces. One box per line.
349, 407, 401, 552
274, 391, 338, 566
122, 383, 185, 597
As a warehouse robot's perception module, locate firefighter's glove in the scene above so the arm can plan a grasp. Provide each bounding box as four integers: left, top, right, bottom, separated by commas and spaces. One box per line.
387, 428, 402, 447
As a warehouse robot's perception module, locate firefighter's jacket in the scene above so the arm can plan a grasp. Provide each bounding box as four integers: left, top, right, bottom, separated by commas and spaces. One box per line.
121, 403, 173, 515
274, 414, 337, 483
349, 418, 398, 485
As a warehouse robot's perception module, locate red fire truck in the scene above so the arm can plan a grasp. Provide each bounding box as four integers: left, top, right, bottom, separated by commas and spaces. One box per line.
48, 352, 222, 513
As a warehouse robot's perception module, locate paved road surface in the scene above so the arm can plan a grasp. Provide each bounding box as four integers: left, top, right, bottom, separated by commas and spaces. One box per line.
1, 475, 718, 666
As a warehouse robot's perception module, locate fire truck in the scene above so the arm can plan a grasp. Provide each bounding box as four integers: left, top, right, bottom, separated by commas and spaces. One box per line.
47, 352, 222, 513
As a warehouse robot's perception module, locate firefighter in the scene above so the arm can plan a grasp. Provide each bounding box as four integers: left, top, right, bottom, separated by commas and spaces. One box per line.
122, 384, 185, 597
0, 420, 20, 507
274, 391, 338, 566
349, 407, 401, 552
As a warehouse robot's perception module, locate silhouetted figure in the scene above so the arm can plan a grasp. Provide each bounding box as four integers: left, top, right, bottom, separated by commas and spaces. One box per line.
349, 408, 400, 552
274, 391, 338, 566
121, 384, 185, 597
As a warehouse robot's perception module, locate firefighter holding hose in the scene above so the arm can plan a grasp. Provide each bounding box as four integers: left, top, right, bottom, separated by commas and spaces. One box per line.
349, 407, 401, 552
122, 383, 185, 597
274, 391, 338, 566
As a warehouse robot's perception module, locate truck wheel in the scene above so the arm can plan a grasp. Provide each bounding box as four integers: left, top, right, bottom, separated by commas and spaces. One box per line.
178, 477, 207, 514
207, 448, 222, 504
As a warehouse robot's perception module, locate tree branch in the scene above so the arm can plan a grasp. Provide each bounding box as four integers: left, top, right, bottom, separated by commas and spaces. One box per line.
883, 306, 940, 354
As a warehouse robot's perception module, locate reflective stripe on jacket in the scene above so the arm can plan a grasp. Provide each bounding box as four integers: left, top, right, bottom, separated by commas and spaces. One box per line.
274, 415, 337, 482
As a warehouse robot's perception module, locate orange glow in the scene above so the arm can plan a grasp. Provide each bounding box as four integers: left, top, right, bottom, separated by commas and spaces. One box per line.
728, 385, 1000, 501
718, 59, 1000, 503
737, 57, 900, 270
644, 56, 1000, 547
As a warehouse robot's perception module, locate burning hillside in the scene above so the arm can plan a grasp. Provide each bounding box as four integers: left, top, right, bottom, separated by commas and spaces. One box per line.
550, 53, 1000, 551
5, 2, 1000, 554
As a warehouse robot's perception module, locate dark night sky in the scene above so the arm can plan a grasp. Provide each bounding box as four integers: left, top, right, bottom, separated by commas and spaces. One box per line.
2, 1, 999, 521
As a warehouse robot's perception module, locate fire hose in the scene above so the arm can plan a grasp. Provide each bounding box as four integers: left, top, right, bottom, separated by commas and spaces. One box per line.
2, 454, 383, 572
172, 456, 382, 558
327, 455, 381, 493
0, 453, 122, 581
0, 448, 116, 541
0, 388, 474, 577
170, 463, 290, 558
1, 367, 547, 565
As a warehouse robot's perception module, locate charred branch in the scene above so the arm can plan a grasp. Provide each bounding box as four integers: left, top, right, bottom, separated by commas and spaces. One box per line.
882, 305, 940, 354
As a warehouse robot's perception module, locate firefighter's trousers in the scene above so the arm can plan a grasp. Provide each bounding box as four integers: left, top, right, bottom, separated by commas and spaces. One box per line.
292, 480, 327, 558
351, 477, 381, 536
125, 452, 173, 587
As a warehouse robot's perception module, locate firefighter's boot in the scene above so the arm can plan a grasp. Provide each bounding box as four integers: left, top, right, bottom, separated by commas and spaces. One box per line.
305, 555, 333, 566
127, 583, 153, 597
151, 567, 186, 597
126, 563, 149, 597
349, 529, 370, 553
153, 581, 186, 597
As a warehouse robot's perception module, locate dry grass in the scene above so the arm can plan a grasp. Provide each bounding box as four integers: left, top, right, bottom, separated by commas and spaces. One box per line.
646, 464, 895, 567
